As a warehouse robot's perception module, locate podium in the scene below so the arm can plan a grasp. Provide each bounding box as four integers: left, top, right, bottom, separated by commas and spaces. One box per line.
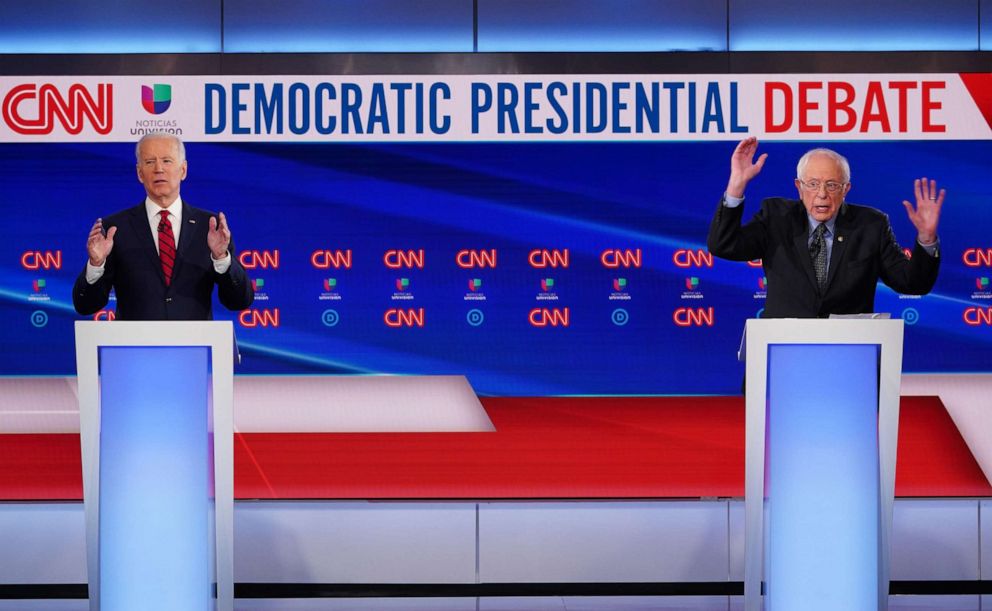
743, 318, 904, 611
74, 321, 235, 611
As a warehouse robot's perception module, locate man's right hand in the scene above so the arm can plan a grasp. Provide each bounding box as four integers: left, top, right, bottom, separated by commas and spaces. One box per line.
86, 219, 117, 266
726, 137, 768, 199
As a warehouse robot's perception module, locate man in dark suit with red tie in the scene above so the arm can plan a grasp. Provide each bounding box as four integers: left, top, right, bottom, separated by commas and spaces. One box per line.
707, 137, 943, 318
73, 132, 253, 320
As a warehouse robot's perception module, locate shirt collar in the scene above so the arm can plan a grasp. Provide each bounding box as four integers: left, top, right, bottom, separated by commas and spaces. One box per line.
146, 196, 182, 222
807, 212, 837, 236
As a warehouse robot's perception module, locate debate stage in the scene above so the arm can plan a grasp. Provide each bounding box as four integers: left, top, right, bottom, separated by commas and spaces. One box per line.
1, 377, 990, 609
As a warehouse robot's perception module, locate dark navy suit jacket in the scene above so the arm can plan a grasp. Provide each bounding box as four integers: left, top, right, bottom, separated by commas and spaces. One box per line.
707, 197, 939, 318
73, 202, 254, 320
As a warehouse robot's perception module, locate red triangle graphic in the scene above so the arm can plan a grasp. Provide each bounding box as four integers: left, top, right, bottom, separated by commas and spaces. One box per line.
959, 72, 992, 130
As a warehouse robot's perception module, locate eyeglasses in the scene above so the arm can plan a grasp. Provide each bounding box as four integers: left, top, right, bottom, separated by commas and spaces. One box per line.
798, 179, 847, 194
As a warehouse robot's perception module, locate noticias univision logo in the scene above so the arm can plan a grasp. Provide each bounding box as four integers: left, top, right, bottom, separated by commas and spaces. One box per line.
141, 84, 171, 115
29, 278, 51, 302
681, 276, 703, 300
972, 276, 991, 300
250, 278, 269, 301
537, 278, 558, 301
610, 277, 630, 301
465, 278, 486, 301
754, 276, 767, 300
320, 278, 342, 301
392, 277, 413, 301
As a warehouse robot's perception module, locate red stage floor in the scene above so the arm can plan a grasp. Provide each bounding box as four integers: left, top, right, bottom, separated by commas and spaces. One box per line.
1, 396, 988, 501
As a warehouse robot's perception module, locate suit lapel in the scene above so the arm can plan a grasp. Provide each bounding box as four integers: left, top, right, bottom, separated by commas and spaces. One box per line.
791, 205, 819, 293
173, 202, 200, 282
824, 204, 851, 291
127, 204, 167, 286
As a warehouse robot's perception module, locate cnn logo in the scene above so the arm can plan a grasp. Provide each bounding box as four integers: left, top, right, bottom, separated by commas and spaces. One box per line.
456, 249, 497, 268
600, 249, 642, 268
384, 308, 425, 327
3, 83, 112, 135
239, 250, 280, 269
384, 249, 425, 269
239, 308, 280, 327
528, 249, 569, 268
673, 307, 714, 327
21, 250, 62, 270
529, 307, 570, 327
672, 249, 713, 268
311, 249, 353, 269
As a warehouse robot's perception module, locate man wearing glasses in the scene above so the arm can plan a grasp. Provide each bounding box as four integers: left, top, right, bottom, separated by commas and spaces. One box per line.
707, 137, 943, 318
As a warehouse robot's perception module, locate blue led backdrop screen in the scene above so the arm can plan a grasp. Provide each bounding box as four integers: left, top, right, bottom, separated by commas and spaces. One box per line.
4, 139, 990, 396
3, 72, 991, 395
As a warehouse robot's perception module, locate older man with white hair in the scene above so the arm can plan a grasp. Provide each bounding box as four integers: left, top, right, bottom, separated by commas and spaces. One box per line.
708, 137, 943, 318
73, 132, 254, 320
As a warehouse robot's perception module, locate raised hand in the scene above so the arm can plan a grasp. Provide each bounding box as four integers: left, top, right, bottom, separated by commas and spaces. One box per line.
207, 211, 232, 259
727, 137, 768, 198
902, 177, 944, 244
86, 219, 117, 266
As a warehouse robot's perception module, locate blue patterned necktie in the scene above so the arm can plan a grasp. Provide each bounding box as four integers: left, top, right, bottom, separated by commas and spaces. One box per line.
809, 223, 828, 291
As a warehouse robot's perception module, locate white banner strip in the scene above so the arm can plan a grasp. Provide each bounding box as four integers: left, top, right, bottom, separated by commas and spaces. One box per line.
1, 74, 989, 142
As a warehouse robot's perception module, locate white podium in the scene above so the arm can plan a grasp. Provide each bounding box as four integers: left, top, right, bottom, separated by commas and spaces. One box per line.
743, 318, 904, 611
74, 321, 235, 611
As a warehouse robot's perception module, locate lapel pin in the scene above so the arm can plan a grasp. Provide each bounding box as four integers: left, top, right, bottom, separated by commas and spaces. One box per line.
189, 219, 196, 224
837, 236, 844, 242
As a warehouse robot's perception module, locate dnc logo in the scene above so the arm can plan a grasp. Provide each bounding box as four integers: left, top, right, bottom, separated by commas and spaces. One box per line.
141, 84, 172, 115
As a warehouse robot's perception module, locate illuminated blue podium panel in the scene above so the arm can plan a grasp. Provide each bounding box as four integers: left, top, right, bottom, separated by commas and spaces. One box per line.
743, 318, 904, 611
75, 322, 235, 611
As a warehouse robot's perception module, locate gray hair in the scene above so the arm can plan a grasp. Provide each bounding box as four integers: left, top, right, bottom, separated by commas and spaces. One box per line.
796, 148, 850, 183
135, 132, 186, 164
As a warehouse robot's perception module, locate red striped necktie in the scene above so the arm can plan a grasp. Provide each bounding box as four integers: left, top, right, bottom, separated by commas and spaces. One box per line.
157, 210, 176, 286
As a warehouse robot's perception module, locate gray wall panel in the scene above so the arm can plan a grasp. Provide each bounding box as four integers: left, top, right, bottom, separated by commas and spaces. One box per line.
983, 0, 992, 50
890, 499, 979, 580
234, 501, 478, 583
0, 503, 86, 583
477, 0, 727, 52
478, 501, 730, 582
0, 1, 221, 53
729, 0, 980, 51
982, 500, 991, 579
224, 0, 473, 52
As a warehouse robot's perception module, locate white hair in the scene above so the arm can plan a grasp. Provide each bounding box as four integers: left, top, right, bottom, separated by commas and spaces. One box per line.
135, 132, 186, 164
796, 148, 850, 183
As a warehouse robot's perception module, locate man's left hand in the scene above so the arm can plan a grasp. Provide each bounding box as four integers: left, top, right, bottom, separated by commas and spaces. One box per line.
903, 177, 944, 245
208, 212, 232, 259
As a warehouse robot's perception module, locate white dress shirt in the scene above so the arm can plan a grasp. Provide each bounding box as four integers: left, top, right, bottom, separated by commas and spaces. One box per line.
85, 196, 231, 284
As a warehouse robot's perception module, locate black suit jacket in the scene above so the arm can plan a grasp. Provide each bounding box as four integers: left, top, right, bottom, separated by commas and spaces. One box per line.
73, 202, 254, 320
707, 197, 939, 318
